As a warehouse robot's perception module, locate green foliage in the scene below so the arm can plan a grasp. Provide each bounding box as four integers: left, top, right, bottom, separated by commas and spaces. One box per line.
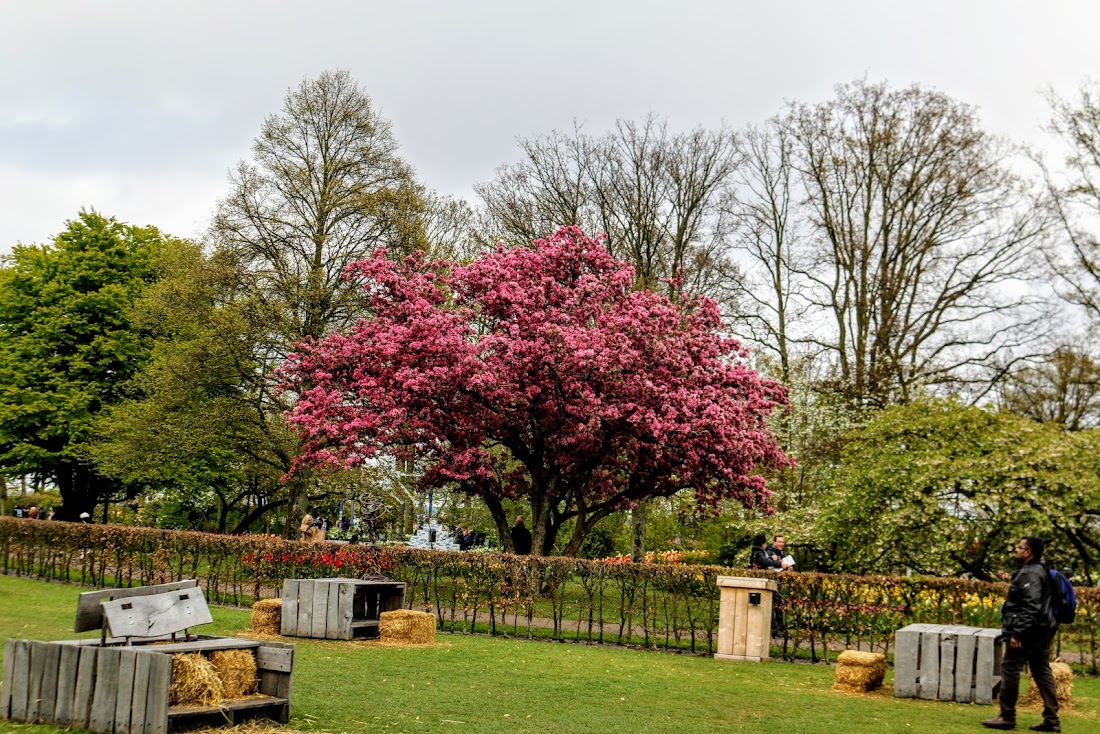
0, 211, 166, 516
89, 241, 300, 534
577, 526, 616, 559
819, 398, 1100, 581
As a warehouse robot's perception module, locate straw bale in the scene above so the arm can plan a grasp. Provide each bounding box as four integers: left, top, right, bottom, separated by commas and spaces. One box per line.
379, 609, 436, 644
209, 649, 258, 699
833, 650, 886, 693
1021, 662, 1073, 708
251, 599, 283, 635
170, 653, 224, 707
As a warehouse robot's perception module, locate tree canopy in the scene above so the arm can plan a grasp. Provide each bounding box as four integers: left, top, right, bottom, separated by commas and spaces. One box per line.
819, 399, 1100, 581
0, 211, 163, 518
280, 226, 791, 555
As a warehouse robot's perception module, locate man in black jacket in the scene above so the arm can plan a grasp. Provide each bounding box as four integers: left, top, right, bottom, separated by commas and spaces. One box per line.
982, 536, 1060, 732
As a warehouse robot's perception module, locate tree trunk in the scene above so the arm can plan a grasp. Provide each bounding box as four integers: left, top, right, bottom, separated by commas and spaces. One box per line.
631, 499, 647, 562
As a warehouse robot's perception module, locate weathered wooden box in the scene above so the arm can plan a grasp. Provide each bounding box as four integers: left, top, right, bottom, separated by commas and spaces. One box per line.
893, 623, 1003, 703
282, 578, 405, 640
0, 580, 295, 733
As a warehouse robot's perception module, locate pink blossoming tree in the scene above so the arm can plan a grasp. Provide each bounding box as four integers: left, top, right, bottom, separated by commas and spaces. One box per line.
279, 227, 791, 556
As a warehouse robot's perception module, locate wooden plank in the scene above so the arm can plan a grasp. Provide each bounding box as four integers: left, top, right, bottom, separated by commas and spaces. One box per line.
265, 641, 294, 711
893, 624, 927, 698
25, 640, 46, 723
90, 646, 121, 734
326, 582, 341, 640
168, 694, 289, 718
129, 652, 152, 734
917, 627, 943, 700
938, 634, 956, 701
311, 582, 329, 639
280, 579, 299, 636
954, 628, 978, 704
114, 648, 139, 734
8, 640, 31, 722
75, 580, 199, 633
0, 639, 15, 717
382, 583, 406, 612
133, 638, 259, 654
256, 646, 294, 673
143, 649, 172, 734
338, 583, 354, 640
72, 645, 99, 731
101, 587, 213, 640
974, 628, 1002, 705
37, 642, 61, 724
258, 670, 279, 698
296, 580, 314, 638
53, 643, 80, 726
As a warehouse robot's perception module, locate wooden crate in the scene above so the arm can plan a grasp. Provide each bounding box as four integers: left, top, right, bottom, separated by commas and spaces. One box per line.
281, 578, 405, 640
893, 623, 1003, 703
0, 638, 294, 734
2, 579, 295, 733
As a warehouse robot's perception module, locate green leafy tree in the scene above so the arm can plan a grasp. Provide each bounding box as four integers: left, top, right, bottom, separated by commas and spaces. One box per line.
90, 240, 304, 532
0, 211, 162, 518
819, 399, 1100, 581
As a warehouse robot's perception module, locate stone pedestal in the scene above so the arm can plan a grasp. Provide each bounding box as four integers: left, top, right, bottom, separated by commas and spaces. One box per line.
715, 575, 778, 662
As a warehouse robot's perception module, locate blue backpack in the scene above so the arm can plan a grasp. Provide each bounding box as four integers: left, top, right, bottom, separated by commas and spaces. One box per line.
1047, 567, 1077, 625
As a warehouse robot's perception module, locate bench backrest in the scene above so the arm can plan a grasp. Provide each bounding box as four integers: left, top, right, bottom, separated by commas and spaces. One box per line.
74, 579, 202, 634
100, 586, 213, 639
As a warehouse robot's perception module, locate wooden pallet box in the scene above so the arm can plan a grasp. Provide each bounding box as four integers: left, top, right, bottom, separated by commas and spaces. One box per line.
1, 637, 294, 733
281, 578, 405, 640
893, 623, 1003, 703
1, 580, 295, 733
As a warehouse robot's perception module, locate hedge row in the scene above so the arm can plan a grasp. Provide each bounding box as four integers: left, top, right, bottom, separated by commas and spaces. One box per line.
2, 517, 1096, 672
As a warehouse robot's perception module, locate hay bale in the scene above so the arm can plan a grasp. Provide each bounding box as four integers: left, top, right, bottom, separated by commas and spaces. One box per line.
251, 598, 282, 635
379, 609, 436, 644
1022, 662, 1073, 708
209, 649, 257, 699
833, 650, 886, 693
169, 653, 224, 707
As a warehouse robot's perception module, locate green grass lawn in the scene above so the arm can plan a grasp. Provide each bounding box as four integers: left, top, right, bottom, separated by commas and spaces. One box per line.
0, 575, 1096, 734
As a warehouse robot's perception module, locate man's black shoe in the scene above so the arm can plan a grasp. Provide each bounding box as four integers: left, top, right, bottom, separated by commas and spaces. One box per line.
1028, 723, 1060, 732
981, 717, 1016, 730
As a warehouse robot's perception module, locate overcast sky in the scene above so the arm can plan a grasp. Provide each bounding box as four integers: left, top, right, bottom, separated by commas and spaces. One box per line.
2, 0, 1099, 253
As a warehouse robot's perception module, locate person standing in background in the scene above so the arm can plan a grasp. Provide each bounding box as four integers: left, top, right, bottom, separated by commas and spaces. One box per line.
510, 516, 532, 555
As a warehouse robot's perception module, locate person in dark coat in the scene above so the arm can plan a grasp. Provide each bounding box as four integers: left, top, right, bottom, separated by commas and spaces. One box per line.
981, 536, 1060, 732
750, 533, 781, 569
510, 516, 532, 555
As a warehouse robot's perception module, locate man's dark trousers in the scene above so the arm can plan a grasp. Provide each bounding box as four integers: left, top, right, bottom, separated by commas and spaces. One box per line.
997, 628, 1059, 727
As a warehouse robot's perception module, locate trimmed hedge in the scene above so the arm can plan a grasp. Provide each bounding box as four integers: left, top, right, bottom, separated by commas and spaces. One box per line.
1, 517, 1096, 672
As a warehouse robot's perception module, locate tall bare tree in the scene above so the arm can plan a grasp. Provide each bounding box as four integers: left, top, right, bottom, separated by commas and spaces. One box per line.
476, 115, 742, 300
997, 346, 1100, 430
1043, 82, 1100, 318
213, 69, 421, 348
725, 122, 813, 385
210, 70, 426, 522
746, 80, 1053, 405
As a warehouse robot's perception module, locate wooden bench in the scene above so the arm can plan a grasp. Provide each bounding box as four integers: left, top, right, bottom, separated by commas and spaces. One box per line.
282, 577, 405, 640
1, 580, 295, 733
